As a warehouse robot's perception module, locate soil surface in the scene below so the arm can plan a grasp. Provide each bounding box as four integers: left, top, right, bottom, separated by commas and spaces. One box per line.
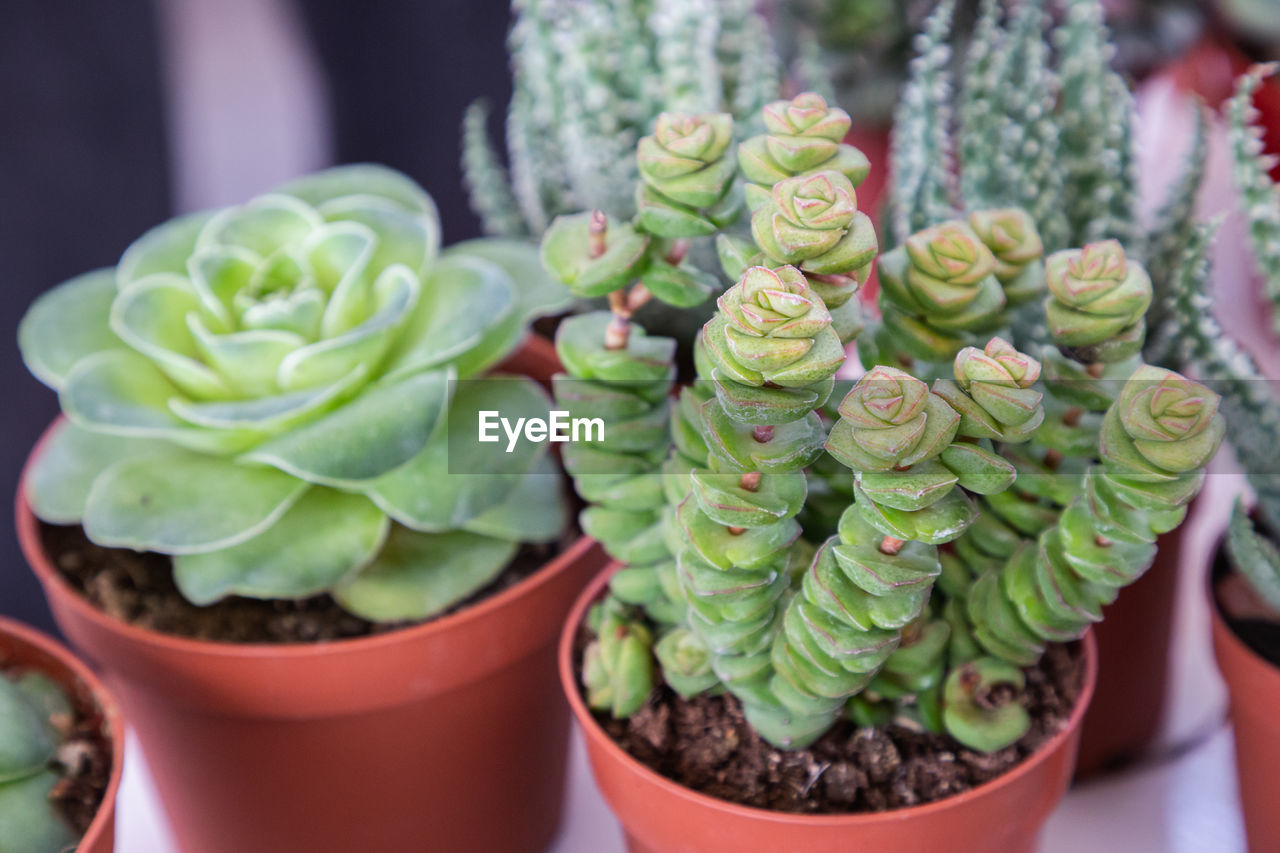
42, 522, 571, 644
0, 663, 112, 836
581, 632, 1085, 814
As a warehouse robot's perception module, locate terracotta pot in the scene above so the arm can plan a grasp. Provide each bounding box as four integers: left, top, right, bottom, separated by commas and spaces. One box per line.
18, 335, 607, 853
0, 615, 123, 853
560, 566, 1098, 853
1210, 555, 1280, 852
1074, 521, 1185, 777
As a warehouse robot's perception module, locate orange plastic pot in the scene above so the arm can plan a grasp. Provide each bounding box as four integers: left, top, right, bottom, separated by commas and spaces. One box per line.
1210, 565, 1280, 852
1075, 521, 1185, 777
560, 566, 1098, 853
0, 615, 123, 853
19, 335, 609, 853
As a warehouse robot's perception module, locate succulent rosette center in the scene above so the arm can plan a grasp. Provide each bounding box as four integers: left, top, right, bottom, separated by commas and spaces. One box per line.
751, 171, 877, 277
1044, 239, 1153, 354
1113, 366, 1224, 473
905, 222, 997, 293
834, 366, 947, 466
968, 209, 1043, 270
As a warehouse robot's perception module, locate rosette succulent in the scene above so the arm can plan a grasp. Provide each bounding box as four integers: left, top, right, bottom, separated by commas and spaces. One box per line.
0, 671, 80, 852
750, 171, 878, 280
20, 165, 573, 621
877, 219, 1007, 361
583, 597, 656, 718
636, 112, 740, 238
1044, 239, 1152, 363
968, 208, 1046, 306
933, 338, 1046, 444
739, 93, 871, 209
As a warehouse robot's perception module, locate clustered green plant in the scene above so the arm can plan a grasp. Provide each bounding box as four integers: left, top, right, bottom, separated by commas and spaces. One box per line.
545, 36, 1224, 752
0, 670, 81, 851
19, 165, 573, 622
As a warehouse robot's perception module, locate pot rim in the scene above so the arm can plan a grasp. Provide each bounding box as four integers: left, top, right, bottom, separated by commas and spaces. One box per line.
18, 415, 597, 662
0, 614, 124, 850
559, 562, 1098, 827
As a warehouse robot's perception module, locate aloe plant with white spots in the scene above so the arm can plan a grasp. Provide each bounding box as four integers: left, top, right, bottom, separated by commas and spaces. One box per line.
20, 165, 573, 622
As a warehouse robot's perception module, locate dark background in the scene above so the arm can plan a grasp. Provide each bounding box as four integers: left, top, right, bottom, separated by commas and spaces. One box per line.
2, 0, 511, 633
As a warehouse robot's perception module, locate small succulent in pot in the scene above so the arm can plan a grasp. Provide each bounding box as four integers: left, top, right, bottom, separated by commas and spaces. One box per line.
19, 165, 573, 622
541, 75, 1224, 774
0, 670, 83, 850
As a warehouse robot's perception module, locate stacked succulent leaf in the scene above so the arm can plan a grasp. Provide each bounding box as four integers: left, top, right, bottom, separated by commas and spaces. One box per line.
548, 68, 1224, 755
0, 671, 80, 851
20, 165, 573, 622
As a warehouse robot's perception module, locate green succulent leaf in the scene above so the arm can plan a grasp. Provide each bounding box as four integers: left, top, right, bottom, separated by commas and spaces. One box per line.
943, 656, 1030, 752
245, 369, 449, 486
18, 269, 127, 390
367, 376, 553, 530
61, 350, 259, 455
0, 679, 54, 783
461, 454, 567, 542
333, 527, 518, 621
83, 452, 309, 554
0, 771, 77, 853
174, 488, 390, 604
117, 210, 215, 285
24, 421, 178, 524
441, 238, 573, 376
382, 254, 514, 380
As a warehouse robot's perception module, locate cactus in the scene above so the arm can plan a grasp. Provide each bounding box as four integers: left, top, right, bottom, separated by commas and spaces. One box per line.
19, 166, 573, 621
0, 671, 80, 851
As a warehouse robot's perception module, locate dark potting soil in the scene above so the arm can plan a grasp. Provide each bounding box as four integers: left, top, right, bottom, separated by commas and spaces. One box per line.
580, 630, 1085, 814
41, 521, 573, 644
0, 663, 112, 836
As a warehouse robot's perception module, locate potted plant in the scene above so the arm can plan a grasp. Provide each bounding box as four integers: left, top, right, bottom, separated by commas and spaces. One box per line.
0, 615, 123, 853
1202, 62, 1280, 853
542, 7, 1225, 848
858, 0, 1226, 775
15, 164, 599, 853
